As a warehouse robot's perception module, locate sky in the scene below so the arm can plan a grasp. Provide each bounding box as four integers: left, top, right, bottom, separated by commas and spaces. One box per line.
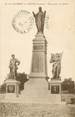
0, 0, 75, 85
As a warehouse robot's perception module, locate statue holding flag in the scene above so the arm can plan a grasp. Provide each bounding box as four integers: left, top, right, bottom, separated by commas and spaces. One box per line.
50, 53, 62, 80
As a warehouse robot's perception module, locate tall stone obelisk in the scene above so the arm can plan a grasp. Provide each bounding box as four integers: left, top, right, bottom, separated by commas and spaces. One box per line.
30, 7, 48, 79
22, 7, 61, 104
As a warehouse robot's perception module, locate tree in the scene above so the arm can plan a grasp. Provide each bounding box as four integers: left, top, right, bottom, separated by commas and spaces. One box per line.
0, 83, 6, 93
16, 72, 28, 91
62, 78, 75, 93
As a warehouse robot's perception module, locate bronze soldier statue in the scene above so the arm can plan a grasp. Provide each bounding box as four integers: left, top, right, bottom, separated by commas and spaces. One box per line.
33, 7, 46, 34
9, 54, 20, 79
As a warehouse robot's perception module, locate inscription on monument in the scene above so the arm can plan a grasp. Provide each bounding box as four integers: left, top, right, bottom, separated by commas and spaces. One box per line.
32, 54, 43, 72
33, 45, 44, 50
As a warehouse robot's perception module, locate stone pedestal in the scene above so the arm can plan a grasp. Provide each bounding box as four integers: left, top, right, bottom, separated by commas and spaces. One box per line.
47, 79, 62, 103
29, 33, 48, 79
4, 79, 20, 97
49, 79, 62, 94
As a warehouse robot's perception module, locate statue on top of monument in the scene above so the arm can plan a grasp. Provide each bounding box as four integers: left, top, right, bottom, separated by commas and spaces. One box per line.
50, 53, 63, 80
33, 7, 46, 34
9, 54, 20, 79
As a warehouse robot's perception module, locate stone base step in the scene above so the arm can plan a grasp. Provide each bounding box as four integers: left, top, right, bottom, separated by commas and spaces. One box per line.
1, 79, 62, 104
1, 94, 62, 104
21, 78, 62, 104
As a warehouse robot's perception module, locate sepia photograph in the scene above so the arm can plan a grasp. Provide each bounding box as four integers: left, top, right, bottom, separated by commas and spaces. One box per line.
0, 0, 75, 117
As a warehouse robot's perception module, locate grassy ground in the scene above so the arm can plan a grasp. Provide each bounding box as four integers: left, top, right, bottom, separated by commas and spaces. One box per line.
0, 94, 75, 117
61, 94, 75, 103
0, 103, 75, 117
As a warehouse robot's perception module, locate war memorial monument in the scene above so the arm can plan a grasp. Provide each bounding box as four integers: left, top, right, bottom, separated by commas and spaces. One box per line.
0, 5, 75, 117
0, 7, 63, 104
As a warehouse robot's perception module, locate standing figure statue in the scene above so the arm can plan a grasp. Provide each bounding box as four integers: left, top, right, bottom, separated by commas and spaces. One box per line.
50, 53, 62, 79
9, 54, 20, 79
33, 7, 46, 34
